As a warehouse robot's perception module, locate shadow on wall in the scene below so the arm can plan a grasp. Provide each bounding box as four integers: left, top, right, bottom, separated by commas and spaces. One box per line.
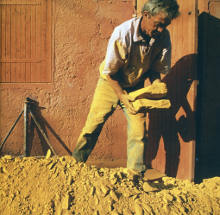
145, 54, 197, 177
195, 12, 220, 181
27, 104, 72, 156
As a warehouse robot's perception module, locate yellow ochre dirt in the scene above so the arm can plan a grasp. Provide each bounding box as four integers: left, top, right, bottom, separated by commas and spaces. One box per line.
0, 155, 219, 215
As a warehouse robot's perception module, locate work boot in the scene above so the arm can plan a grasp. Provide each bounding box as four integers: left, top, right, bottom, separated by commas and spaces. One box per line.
123, 168, 142, 181
142, 168, 166, 182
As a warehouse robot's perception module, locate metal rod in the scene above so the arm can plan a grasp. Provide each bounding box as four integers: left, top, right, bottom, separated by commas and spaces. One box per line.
24, 102, 29, 156
0, 110, 24, 152
29, 110, 57, 155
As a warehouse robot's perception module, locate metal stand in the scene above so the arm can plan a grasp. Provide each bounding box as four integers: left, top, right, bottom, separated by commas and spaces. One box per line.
0, 97, 56, 156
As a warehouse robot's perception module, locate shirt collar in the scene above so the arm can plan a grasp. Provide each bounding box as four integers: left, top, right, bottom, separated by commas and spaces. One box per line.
133, 17, 156, 46
133, 17, 144, 42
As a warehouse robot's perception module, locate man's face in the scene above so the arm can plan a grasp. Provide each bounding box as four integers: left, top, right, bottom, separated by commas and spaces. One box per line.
141, 11, 171, 38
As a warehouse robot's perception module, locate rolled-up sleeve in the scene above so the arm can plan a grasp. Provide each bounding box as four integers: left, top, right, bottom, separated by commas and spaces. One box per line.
151, 31, 171, 75
102, 28, 128, 75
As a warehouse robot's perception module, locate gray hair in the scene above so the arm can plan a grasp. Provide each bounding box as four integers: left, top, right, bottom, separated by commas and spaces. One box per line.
141, 0, 180, 20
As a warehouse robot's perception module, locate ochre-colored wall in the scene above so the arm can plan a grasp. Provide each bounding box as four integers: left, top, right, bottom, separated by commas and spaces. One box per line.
0, 0, 133, 163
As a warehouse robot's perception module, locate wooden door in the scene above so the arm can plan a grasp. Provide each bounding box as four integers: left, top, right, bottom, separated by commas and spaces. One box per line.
137, 0, 198, 180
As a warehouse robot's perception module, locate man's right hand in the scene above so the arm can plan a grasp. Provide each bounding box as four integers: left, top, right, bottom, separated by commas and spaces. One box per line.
119, 91, 137, 115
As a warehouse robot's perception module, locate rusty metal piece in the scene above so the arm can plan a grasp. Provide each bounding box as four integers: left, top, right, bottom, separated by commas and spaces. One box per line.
0, 110, 24, 152
24, 100, 29, 156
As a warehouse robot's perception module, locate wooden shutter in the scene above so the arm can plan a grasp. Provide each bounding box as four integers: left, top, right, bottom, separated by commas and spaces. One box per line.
0, 0, 52, 83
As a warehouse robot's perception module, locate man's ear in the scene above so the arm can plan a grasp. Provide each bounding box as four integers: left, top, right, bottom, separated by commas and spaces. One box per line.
143, 11, 150, 18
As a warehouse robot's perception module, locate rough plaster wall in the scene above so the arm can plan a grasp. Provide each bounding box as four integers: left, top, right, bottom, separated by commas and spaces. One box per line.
0, 0, 133, 161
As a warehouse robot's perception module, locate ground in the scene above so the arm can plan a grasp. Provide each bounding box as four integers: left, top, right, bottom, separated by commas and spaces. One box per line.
0, 155, 219, 215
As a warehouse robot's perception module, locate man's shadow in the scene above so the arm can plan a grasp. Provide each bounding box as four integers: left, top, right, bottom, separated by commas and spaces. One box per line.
145, 54, 197, 177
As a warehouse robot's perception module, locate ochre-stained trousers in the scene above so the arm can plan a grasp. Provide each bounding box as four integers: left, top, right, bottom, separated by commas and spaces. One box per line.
72, 78, 147, 172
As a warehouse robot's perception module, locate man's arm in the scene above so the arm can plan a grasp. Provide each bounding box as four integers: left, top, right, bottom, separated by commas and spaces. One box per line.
106, 74, 136, 115
100, 26, 137, 114
147, 69, 161, 84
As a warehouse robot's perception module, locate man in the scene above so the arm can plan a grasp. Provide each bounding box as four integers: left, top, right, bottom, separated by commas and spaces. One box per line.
72, 0, 179, 176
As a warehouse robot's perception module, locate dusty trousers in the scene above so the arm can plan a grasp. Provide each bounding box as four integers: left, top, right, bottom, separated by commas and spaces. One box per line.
72, 78, 147, 173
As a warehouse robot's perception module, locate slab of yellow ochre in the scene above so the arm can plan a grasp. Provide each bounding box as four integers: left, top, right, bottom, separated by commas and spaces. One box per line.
132, 98, 171, 112
129, 81, 168, 100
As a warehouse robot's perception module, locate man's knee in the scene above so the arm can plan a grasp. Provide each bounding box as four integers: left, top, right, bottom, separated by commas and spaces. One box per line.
128, 121, 146, 139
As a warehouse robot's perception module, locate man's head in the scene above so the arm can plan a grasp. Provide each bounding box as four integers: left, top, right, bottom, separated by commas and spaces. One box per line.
140, 0, 180, 38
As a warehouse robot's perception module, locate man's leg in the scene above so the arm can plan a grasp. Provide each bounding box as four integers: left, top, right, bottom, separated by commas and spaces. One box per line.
72, 78, 119, 162
123, 109, 147, 173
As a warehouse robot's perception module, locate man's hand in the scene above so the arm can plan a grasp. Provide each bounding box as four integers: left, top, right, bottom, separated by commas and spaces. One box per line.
151, 79, 168, 94
106, 74, 137, 114
152, 79, 162, 84
119, 91, 137, 115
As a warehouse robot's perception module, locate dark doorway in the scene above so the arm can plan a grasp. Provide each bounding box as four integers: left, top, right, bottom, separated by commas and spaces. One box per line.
195, 11, 220, 182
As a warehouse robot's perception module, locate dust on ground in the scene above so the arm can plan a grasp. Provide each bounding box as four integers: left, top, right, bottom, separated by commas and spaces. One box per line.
0, 155, 219, 215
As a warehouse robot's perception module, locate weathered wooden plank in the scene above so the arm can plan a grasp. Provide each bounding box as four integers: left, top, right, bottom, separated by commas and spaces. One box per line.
209, 0, 220, 18
20, 5, 26, 58
30, 1, 37, 82
45, 0, 52, 82
5, 6, 11, 82
0, 6, 1, 60
20, 4, 26, 82
137, 0, 145, 15
198, 0, 209, 13
40, 0, 46, 82
10, 4, 16, 82
5, 5, 11, 59
14, 1, 23, 82
0, 0, 41, 5
35, 1, 42, 82
25, 4, 31, 82
39, 0, 47, 82
0, 63, 6, 82
1, 5, 6, 82
0, 58, 43, 63
0, 7, 4, 81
